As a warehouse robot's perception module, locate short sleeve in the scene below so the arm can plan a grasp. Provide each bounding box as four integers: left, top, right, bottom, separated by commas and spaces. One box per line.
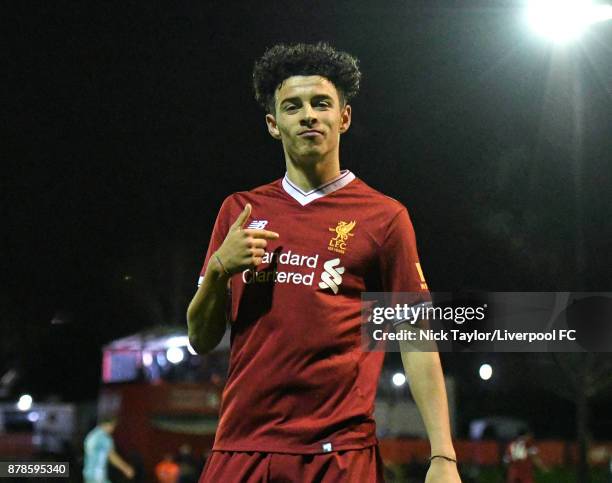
379, 207, 431, 321
197, 196, 235, 286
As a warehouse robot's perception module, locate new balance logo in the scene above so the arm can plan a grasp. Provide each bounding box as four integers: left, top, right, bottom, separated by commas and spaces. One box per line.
318, 258, 345, 294
247, 220, 268, 229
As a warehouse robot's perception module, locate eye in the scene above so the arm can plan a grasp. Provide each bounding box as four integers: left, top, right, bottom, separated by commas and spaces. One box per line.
316, 101, 331, 109
284, 104, 298, 112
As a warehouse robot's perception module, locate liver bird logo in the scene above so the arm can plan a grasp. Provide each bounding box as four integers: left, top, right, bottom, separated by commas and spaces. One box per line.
327, 220, 357, 254
332, 220, 356, 241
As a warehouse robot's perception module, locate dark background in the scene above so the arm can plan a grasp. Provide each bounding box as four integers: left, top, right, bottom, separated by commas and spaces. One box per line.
3, 1, 612, 438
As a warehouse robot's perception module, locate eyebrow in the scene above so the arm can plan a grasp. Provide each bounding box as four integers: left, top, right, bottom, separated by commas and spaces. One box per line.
279, 94, 334, 106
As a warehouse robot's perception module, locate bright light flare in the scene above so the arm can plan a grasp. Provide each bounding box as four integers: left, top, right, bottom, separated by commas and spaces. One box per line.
166, 335, 197, 355
17, 394, 33, 411
27, 412, 40, 422
479, 363, 493, 381
156, 352, 167, 367
142, 351, 153, 367
527, 0, 612, 43
392, 372, 407, 387
166, 335, 189, 347
186, 343, 197, 356
166, 347, 184, 364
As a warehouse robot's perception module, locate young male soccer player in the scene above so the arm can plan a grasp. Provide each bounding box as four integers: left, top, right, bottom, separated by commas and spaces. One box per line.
187, 42, 461, 482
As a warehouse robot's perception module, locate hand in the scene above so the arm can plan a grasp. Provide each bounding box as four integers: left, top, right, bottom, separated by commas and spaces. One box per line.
124, 466, 135, 479
214, 204, 279, 275
425, 458, 461, 483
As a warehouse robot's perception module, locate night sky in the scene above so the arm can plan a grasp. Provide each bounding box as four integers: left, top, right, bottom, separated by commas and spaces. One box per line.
3, 1, 612, 437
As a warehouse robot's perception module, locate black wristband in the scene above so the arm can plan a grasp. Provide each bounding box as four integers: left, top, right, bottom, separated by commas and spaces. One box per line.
429, 455, 457, 464
213, 252, 230, 275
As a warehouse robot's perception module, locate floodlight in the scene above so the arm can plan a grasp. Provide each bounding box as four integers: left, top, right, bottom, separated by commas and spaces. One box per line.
392, 372, 407, 387
17, 394, 33, 411
166, 346, 185, 364
479, 363, 493, 381
527, 0, 612, 43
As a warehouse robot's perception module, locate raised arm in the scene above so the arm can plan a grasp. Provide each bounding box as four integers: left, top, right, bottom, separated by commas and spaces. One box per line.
187, 203, 279, 353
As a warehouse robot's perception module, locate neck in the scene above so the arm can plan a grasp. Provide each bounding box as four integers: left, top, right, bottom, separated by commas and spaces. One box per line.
284, 151, 341, 192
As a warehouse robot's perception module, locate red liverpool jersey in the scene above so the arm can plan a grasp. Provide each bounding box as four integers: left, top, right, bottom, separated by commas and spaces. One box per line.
198, 170, 429, 453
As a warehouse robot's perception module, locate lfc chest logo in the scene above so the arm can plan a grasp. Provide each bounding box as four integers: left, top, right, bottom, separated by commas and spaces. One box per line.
328, 220, 356, 254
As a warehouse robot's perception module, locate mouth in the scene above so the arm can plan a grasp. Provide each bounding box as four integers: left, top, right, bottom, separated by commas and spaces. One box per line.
298, 130, 323, 137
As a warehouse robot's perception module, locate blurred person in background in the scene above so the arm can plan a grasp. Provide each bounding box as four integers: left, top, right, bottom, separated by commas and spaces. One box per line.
83, 417, 134, 483
155, 453, 179, 483
503, 431, 548, 483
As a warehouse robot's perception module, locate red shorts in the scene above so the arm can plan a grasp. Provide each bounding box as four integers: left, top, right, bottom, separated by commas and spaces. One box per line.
199, 446, 384, 482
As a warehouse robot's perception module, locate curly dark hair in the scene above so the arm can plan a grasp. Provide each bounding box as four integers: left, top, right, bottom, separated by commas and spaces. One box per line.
253, 42, 361, 113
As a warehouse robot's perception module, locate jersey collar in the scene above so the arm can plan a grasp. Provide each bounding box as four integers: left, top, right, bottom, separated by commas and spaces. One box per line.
281, 170, 355, 206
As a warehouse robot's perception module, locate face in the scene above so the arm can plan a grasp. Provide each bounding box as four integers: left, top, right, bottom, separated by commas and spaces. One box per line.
102, 420, 117, 433
265, 75, 351, 163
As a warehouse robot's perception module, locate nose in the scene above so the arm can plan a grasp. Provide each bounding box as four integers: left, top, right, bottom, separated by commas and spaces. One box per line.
300, 103, 317, 126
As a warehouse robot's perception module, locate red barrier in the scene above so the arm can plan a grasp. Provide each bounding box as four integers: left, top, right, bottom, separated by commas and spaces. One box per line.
378, 438, 612, 467
537, 441, 566, 466
379, 438, 430, 464
0, 433, 35, 457
455, 440, 500, 466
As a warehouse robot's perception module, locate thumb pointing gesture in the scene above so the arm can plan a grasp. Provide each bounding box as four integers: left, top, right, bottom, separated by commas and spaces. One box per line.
231, 203, 252, 230
214, 202, 279, 276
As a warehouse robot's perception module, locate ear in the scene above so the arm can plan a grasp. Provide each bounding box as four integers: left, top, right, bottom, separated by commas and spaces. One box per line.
265, 113, 282, 140
339, 104, 352, 134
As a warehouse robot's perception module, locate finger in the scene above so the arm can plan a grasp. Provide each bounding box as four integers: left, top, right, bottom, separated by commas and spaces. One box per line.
243, 229, 279, 239
231, 203, 252, 230
251, 248, 265, 258
250, 238, 268, 249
